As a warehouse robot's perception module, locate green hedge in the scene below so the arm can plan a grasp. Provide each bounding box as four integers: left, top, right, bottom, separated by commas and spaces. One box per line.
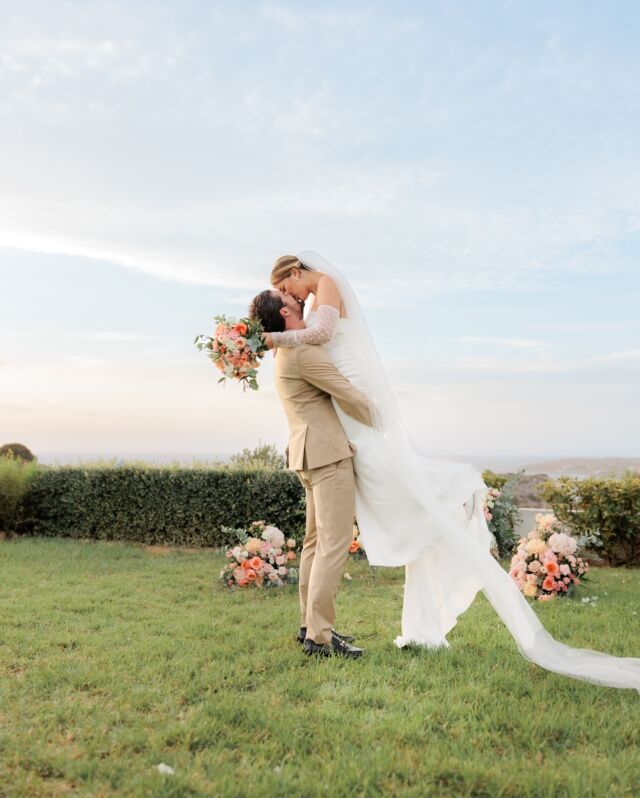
19, 466, 306, 547
539, 474, 640, 566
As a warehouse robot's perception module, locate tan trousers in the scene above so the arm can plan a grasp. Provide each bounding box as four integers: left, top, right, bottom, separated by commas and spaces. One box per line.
296, 457, 355, 645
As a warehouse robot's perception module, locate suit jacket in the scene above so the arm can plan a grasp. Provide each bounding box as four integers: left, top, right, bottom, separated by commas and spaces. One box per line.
273, 344, 374, 471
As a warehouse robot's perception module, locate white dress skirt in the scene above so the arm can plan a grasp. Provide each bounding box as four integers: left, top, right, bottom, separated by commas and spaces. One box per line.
309, 311, 640, 691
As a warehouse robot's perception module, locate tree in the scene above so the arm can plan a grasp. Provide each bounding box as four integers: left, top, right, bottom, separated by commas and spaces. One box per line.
228, 442, 285, 470
0, 443, 35, 462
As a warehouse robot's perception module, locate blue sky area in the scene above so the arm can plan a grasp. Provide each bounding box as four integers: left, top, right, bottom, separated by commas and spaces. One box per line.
1, 1, 638, 463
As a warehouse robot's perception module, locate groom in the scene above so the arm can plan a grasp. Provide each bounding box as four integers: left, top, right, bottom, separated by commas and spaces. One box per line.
249, 289, 374, 659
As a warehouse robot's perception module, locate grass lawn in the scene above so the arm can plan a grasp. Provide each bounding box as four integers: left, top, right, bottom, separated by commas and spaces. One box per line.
1, 537, 639, 798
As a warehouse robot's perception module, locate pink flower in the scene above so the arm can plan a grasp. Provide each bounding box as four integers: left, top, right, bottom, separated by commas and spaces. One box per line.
275, 555, 286, 566
528, 560, 542, 574
560, 563, 571, 576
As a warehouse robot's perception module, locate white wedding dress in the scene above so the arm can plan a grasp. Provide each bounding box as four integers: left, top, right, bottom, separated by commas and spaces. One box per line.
287, 251, 640, 693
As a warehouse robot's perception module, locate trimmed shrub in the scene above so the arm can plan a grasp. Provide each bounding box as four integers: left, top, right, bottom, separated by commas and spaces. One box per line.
539, 473, 640, 566
21, 464, 306, 547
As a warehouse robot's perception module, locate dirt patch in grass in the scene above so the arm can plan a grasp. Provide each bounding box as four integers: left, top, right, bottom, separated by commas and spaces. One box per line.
140, 543, 219, 555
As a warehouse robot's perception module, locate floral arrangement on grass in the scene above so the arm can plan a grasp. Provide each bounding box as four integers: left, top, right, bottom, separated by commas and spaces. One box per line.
482, 471, 523, 558
509, 512, 590, 602
220, 521, 298, 588
348, 521, 367, 559
483, 486, 501, 522
194, 315, 268, 391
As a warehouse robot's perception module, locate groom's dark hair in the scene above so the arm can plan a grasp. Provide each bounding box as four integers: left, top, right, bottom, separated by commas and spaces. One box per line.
248, 290, 286, 333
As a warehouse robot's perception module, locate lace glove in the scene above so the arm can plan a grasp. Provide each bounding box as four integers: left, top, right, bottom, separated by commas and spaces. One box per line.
270, 304, 340, 348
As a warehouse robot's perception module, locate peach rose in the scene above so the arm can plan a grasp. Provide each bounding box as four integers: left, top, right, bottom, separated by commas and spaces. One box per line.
542, 575, 555, 591
235, 336, 247, 350
238, 578, 249, 587
245, 569, 257, 581
234, 322, 248, 335
524, 582, 537, 597
249, 556, 263, 570
544, 561, 559, 576
349, 541, 360, 553
286, 551, 296, 561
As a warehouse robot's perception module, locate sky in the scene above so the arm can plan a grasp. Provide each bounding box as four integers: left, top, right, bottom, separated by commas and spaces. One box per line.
1, 1, 639, 465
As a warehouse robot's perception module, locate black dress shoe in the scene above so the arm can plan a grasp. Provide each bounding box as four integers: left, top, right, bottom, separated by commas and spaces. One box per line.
303, 637, 364, 659
296, 626, 356, 645
303, 639, 333, 658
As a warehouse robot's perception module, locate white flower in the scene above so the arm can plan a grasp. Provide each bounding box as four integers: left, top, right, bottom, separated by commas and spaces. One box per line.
157, 763, 175, 775
548, 532, 577, 556
262, 526, 285, 548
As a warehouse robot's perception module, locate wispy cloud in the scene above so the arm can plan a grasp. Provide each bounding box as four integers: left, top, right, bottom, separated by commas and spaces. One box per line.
1, 2, 639, 456
452, 336, 545, 349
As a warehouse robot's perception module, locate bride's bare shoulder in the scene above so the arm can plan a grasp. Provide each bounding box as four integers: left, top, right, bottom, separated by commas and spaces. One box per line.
316, 273, 342, 305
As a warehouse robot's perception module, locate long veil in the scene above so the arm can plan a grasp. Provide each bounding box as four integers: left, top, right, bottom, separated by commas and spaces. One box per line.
297, 250, 640, 693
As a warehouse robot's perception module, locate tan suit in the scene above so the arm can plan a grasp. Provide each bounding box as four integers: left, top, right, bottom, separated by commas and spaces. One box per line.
274, 344, 374, 645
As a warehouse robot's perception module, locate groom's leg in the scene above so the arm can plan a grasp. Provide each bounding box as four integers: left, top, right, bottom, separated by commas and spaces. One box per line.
304, 457, 355, 646
297, 479, 318, 627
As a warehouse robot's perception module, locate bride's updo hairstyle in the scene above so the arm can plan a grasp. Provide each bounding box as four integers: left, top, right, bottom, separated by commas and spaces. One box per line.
270, 254, 314, 285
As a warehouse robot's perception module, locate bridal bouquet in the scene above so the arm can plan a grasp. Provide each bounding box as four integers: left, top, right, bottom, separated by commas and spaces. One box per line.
509, 513, 589, 602
220, 521, 298, 588
194, 315, 268, 391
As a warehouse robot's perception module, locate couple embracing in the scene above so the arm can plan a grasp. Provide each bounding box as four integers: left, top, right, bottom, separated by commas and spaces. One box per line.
248, 252, 640, 688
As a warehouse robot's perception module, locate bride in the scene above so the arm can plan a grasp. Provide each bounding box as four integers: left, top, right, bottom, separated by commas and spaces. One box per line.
261, 251, 640, 692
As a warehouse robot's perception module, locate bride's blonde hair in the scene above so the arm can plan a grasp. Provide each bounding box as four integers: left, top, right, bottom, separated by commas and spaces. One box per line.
270, 254, 313, 285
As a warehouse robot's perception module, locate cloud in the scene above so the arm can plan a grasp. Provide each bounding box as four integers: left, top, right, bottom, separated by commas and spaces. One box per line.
452, 336, 545, 349
87, 332, 156, 342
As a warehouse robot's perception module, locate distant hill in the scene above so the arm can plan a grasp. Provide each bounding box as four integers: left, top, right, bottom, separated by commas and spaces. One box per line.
520, 457, 640, 479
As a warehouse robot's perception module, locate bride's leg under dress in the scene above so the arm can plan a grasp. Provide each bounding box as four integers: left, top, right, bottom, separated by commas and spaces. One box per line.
396, 490, 486, 649
397, 493, 640, 693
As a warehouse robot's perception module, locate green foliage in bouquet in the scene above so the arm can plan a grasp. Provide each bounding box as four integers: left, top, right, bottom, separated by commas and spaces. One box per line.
539, 473, 640, 566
